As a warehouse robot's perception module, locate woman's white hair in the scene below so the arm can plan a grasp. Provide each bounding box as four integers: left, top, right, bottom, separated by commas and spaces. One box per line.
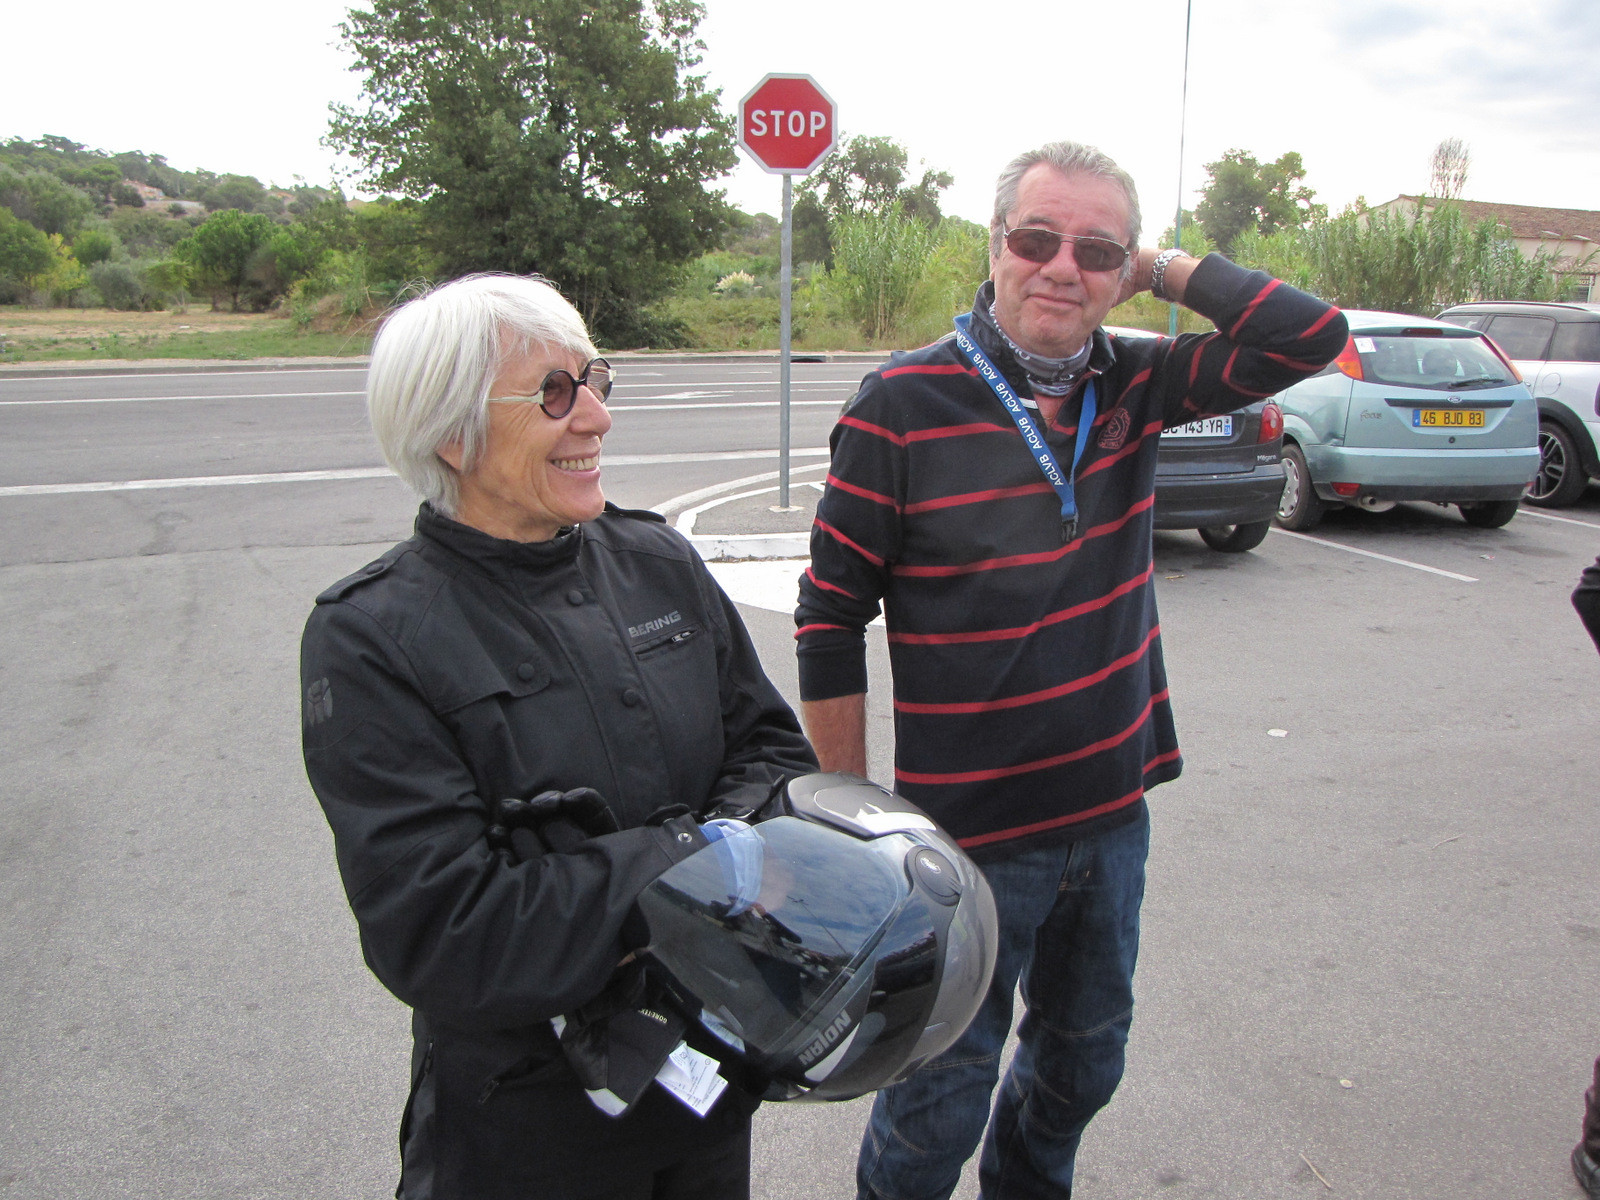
366, 273, 597, 516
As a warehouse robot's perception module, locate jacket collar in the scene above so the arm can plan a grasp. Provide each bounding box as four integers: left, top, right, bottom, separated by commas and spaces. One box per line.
414, 502, 583, 574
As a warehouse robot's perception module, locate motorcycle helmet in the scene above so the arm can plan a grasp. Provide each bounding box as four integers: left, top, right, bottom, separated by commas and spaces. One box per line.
634, 773, 998, 1101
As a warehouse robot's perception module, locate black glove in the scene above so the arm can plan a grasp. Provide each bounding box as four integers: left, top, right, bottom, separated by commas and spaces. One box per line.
487, 787, 621, 859
557, 962, 688, 1117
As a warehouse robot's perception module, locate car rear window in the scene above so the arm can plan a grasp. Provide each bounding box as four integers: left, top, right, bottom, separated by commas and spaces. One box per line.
1483, 314, 1556, 360
1352, 333, 1516, 390
1548, 321, 1600, 363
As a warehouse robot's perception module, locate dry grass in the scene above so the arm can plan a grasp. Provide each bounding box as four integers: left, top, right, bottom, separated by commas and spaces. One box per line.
0, 306, 373, 362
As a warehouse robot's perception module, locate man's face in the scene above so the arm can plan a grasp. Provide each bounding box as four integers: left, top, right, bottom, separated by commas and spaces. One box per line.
990, 165, 1132, 358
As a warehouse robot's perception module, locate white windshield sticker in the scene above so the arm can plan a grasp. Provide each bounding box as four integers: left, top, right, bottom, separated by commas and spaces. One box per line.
1354, 337, 1377, 353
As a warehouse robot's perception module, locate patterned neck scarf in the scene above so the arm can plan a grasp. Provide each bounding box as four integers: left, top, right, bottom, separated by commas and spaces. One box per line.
985, 301, 1093, 398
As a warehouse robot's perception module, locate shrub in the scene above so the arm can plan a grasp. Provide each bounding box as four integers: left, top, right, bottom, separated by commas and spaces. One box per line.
830, 204, 942, 340
71, 228, 117, 268
90, 261, 148, 310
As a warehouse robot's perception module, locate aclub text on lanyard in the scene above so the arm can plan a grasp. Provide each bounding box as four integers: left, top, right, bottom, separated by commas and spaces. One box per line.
952, 313, 1097, 542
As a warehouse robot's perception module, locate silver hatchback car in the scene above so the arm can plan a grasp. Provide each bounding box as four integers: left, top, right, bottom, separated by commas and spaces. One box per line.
1273, 311, 1539, 530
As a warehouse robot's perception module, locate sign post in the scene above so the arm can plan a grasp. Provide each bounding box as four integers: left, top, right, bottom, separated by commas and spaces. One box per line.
737, 73, 836, 509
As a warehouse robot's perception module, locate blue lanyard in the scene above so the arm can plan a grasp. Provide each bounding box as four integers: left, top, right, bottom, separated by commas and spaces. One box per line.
952, 312, 1097, 541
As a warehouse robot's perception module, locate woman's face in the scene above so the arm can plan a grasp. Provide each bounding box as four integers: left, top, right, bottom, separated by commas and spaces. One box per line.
441, 345, 614, 542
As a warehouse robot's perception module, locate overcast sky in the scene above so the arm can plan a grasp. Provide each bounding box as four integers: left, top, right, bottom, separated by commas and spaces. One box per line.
5, 0, 1595, 242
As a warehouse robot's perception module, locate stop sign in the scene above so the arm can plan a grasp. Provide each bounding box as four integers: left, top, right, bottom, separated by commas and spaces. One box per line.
738, 74, 837, 175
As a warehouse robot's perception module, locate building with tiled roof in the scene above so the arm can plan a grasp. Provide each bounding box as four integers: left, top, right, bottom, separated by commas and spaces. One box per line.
1372, 195, 1600, 300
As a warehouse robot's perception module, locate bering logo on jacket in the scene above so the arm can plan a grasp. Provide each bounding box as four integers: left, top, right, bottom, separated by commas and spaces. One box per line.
627, 610, 682, 639
1098, 406, 1132, 450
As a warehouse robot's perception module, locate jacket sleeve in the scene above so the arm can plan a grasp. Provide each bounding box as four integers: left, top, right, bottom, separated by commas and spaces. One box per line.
1150, 253, 1349, 427
793, 374, 906, 701
1575, 555, 1600, 654
693, 557, 820, 812
300, 599, 706, 1031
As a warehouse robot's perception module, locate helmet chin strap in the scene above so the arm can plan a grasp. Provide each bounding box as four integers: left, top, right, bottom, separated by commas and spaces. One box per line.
985, 301, 1091, 398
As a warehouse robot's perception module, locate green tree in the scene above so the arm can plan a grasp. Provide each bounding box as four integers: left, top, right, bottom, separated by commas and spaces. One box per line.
33, 233, 91, 304
1194, 149, 1323, 256
804, 135, 951, 223
176, 208, 276, 310
0, 166, 96, 237
327, 0, 737, 344
200, 174, 278, 215
71, 228, 117, 267
0, 207, 53, 290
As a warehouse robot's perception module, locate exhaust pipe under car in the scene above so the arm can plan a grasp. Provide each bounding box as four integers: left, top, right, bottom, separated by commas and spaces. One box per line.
1356, 496, 1397, 513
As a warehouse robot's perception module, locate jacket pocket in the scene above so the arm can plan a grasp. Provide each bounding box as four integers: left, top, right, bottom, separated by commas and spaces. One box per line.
633, 623, 702, 660
429, 647, 552, 715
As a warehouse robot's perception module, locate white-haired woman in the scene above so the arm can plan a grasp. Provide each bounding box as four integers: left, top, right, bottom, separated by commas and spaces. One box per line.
300, 274, 815, 1199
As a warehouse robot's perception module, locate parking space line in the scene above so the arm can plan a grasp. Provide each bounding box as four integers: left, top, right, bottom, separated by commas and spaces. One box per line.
1516, 508, 1600, 530
1269, 527, 1479, 581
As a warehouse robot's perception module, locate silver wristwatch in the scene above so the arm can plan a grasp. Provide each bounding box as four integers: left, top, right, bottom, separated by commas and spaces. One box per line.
1150, 248, 1192, 302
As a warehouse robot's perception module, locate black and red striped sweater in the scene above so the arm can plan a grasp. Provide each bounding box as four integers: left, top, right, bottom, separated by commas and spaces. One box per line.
795, 256, 1346, 859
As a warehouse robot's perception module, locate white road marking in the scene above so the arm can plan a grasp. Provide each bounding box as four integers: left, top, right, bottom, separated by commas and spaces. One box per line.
615, 399, 844, 412
1269, 528, 1479, 581
0, 390, 365, 406
0, 448, 832, 497
0, 387, 853, 408
0, 468, 395, 496
1516, 507, 1600, 530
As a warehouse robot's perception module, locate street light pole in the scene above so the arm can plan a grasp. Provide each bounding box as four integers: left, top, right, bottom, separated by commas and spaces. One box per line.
1169, 0, 1193, 338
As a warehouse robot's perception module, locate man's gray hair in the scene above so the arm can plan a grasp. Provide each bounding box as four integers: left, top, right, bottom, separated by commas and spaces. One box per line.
990, 142, 1142, 277
366, 273, 596, 516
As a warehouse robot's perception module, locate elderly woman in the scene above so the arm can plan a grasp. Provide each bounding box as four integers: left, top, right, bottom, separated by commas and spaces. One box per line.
300, 273, 816, 1200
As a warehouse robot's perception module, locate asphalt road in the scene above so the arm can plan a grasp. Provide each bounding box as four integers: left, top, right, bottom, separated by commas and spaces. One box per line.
1, 360, 1597, 1200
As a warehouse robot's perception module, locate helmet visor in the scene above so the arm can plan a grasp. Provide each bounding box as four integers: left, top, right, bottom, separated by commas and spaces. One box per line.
638, 816, 911, 1058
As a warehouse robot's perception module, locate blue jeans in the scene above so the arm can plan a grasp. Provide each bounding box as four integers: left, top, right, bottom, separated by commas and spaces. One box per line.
856, 808, 1150, 1200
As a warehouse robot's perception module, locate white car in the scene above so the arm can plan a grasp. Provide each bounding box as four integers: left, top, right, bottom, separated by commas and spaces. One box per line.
1437, 301, 1600, 507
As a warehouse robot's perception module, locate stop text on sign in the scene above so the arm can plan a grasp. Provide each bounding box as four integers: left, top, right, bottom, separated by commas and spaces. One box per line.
738, 73, 837, 175
745, 109, 829, 139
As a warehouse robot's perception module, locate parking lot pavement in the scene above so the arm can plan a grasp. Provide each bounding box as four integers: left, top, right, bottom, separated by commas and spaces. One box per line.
2, 460, 1597, 1198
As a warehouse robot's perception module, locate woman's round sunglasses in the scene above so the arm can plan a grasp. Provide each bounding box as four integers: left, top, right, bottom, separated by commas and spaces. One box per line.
1003, 226, 1129, 273
491, 357, 614, 419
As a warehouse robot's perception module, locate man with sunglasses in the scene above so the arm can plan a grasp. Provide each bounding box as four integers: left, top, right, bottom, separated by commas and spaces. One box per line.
795, 142, 1347, 1200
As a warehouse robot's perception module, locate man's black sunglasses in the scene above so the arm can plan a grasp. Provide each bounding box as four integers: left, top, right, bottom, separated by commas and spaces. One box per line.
491, 357, 614, 419
1003, 226, 1129, 273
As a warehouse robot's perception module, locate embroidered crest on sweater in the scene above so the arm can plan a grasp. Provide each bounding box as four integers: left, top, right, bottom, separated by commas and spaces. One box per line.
1098, 406, 1132, 450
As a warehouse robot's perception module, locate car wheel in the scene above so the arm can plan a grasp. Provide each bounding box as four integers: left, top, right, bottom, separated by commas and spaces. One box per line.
1198, 521, 1271, 552
1275, 444, 1325, 531
1525, 420, 1588, 508
1458, 499, 1520, 529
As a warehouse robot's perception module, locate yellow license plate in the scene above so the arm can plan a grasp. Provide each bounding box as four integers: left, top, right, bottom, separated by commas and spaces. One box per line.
1414, 409, 1485, 428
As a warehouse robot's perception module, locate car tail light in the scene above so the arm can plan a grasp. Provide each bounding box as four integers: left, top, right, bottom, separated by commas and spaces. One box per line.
1331, 482, 1360, 498
1333, 336, 1364, 380
1257, 402, 1283, 443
